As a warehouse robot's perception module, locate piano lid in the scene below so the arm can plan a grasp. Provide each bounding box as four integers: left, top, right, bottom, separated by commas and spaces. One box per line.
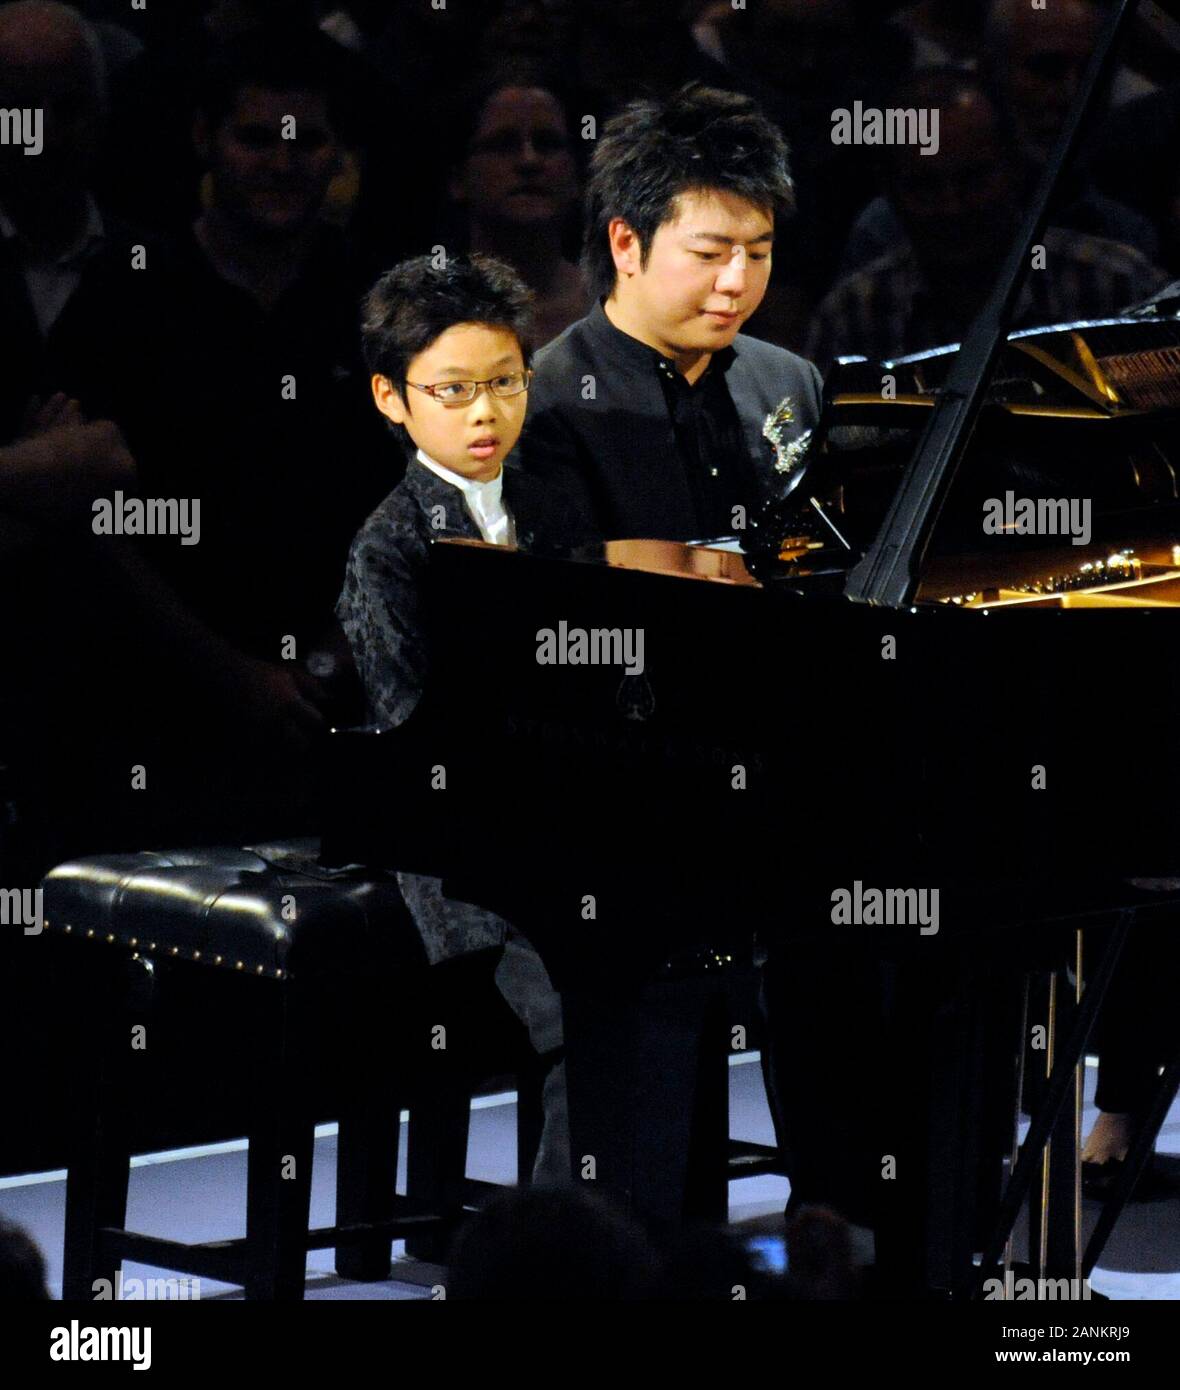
808, 316, 1180, 423
746, 310, 1180, 609
839, 0, 1156, 609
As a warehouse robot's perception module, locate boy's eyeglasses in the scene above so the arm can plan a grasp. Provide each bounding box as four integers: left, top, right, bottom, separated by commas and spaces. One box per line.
405, 370, 534, 405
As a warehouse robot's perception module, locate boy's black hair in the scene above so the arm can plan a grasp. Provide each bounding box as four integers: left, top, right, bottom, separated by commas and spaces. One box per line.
582, 83, 795, 301
194, 27, 354, 136
360, 253, 535, 395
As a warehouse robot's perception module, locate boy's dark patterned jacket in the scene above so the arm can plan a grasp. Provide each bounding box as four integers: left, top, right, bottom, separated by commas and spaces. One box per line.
336, 457, 588, 962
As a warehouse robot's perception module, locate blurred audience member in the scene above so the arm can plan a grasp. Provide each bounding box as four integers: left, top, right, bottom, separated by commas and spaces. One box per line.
0, 0, 140, 439
658, 1223, 803, 1300
985, 0, 1102, 167
887, 0, 990, 71
840, 3, 1161, 283
481, 0, 577, 70
1091, 81, 1180, 275
203, 0, 318, 38
806, 73, 1168, 370
62, 0, 143, 76
321, 0, 483, 134
49, 29, 390, 661
686, 1, 738, 65
100, 0, 394, 243
446, 1186, 859, 1299
984, 0, 1156, 120
0, 394, 133, 529
0, 394, 334, 870
443, 69, 589, 346
571, 0, 732, 118
785, 1205, 859, 1301
447, 1188, 662, 1300
0, 1219, 49, 1299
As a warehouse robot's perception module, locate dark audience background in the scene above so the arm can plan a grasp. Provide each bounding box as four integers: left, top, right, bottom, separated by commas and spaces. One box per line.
0, 0, 1175, 878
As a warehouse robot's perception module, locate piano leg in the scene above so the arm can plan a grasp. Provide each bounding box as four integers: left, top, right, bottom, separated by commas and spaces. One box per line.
764, 934, 1045, 1297
682, 990, 732, 1225
872, 940, 1026, 1299
1039, 937, 1084, 1287
903, 942, 993, 1300
975, 913, 1133, 1296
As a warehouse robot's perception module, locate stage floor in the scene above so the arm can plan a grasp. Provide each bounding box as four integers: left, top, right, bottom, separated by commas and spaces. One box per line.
3, 1053, 1177, 1300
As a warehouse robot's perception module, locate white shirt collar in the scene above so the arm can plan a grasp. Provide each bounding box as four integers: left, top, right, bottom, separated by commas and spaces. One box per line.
416, 449, 505, 512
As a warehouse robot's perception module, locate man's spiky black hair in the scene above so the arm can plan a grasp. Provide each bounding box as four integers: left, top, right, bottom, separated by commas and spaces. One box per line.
582, 83, 795, 300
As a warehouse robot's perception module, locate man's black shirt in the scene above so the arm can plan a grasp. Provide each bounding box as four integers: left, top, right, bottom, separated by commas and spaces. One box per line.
596, 309, 759, 538
660, 349, 759, 540
517, 301, 824, 544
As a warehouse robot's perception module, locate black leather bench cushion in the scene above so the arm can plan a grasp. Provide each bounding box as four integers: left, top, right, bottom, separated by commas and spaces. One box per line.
41, 843, 426, 978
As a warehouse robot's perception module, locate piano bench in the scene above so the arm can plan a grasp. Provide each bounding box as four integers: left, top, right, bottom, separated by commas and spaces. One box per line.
40, 840, 541, 1300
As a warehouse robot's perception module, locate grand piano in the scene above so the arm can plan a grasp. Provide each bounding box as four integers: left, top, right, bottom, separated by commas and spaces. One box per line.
324, 0, 1180, 1297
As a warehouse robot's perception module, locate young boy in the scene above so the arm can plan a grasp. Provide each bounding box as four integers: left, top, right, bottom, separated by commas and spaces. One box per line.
337, 252, 583, 1182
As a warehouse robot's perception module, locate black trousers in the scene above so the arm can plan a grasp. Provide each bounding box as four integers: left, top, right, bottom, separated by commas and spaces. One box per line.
1090, 919, 1180, 1115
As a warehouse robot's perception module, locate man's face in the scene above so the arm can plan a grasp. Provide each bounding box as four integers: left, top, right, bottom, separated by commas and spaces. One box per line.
888, 96, 1018, 275
374, 324, 529, 483
452, 87, 579, 229
611, 189, 774, 355
203, 86, 340, 236
1004, 0, 1100, 162
0, 21, 103, 199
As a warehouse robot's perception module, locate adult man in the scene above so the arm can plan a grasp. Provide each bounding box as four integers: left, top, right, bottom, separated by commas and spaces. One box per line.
810, 70, 1167, 371
44, 31, 387, 852
0, 0, 133, 440
516, 83, 822, 544
512, 84, 837, 1233
49, 28, 389, 660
